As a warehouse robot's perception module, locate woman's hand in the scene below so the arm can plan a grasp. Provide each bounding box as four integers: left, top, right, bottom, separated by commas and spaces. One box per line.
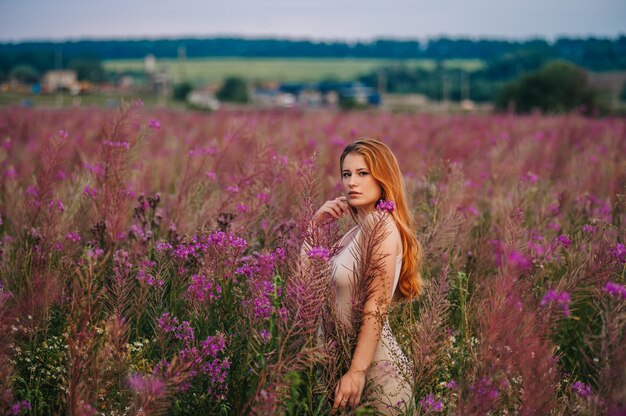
333, 369, 366, 410
312, 196, 349, 227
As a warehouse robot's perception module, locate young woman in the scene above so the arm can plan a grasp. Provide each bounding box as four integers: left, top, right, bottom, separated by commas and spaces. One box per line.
310, 138, 423, 414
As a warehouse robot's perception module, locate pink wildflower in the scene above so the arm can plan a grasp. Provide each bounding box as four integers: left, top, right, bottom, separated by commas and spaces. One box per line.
541, 288, 571, 317
306, 246, 331, 261
65, 232, 81, 243
571, 381, 592, 398
148, 119, 161, 130
603, 281, 626, 299
521, 171, 539, 183
420, 394, 443, 413
555, 234, 571, 248
609, 243, 626, 264
83, 186, 98, 197
376, 199, 395, 213
5, 167, 17, 179
127, 373, 166, 398
581, 224, 596, 234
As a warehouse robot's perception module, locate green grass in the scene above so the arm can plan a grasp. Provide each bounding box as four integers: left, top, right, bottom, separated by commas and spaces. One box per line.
0, 91, 187, 110
104, 58, 485, 85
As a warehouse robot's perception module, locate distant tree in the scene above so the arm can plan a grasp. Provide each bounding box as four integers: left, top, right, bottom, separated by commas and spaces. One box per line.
482, 48, 555, 81
620, 81, 626, 102
496, 60, 604, 114
173, 82, 194, 101
216, 77, 249, 103
68, 57, 106, 83
10, 64, 40, 84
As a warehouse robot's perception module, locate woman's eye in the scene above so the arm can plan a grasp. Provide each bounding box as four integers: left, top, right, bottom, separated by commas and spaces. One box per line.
342, 173, 350, 178
359, 172, 368, 176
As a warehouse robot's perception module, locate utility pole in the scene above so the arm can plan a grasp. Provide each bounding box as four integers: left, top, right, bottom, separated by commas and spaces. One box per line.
461, 71, 470, 102
55, 49, 64, 108
442, 73, 450, 111
377, 69, 386, 95
178, 45, 187, 83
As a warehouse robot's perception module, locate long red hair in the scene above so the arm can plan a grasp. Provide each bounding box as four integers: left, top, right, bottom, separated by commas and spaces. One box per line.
340, 138, 423, 299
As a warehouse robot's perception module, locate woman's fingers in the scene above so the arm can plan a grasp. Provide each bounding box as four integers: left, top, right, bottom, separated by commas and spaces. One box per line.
313, 196, 350, 226
323, 205, 341, 219
350, 392, 360, 408
325, 199, 346, 218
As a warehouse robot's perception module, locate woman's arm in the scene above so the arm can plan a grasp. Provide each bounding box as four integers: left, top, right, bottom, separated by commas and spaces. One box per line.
333, 217, 401, 409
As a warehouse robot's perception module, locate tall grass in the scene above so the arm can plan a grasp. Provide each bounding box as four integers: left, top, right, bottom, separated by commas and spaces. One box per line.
0, 104, 624, 414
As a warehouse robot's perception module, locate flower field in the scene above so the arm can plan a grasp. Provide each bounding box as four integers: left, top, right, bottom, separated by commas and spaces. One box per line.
0, 103, 625, 415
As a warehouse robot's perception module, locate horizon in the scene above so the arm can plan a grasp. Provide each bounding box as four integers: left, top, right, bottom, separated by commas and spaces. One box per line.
1, 32, 624, 46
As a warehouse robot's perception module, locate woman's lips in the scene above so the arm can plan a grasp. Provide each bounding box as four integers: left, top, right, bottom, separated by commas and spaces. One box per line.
348, 192, 361, 196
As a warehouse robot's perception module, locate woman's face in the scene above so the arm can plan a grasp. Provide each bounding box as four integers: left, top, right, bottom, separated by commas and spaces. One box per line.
341, 152, 382, 213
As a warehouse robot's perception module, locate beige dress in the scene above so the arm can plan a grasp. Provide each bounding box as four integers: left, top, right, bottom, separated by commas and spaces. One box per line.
332, 224, 413, 415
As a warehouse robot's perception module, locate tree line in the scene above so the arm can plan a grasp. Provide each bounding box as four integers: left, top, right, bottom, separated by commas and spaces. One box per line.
1, 35, 625, 72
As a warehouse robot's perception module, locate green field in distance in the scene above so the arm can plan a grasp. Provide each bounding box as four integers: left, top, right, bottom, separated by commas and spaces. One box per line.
104, 58, 485, 85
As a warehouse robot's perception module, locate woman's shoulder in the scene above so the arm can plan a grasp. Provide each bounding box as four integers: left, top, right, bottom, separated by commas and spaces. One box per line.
359, 211, 402, 253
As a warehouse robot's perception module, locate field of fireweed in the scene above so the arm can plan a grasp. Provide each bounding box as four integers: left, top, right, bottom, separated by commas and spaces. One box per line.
0, 103, 624, 415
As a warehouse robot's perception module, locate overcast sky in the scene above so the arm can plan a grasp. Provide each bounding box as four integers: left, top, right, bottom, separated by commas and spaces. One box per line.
1, 0, 624, 43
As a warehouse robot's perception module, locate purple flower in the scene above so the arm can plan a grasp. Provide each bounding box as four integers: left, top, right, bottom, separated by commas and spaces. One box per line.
521, 171, 539, 183
444, 380, 458, 390
541, 289, 571, 317
581, 224, 596, 234
156, 241, 173, 253
5, 166, 17, 179
306, 246, 331, 261
259, 329, 271, 343
25, 185, 38, 198
113, 249, 132, 271
555, 234, 571, 249
376, 199, 395, 213
548, 221, 561, 232
256, 192, 270, 204
84, 162, 105, 177
47, 199, 64, 213
237, 251, 284, 321
103, 140, 130, 149
547, 203, 560, 216
186, 274, 222, 303
157, 312, 180, 333
189, 146, 213, 157
157, 313, 196, 345
603, 281, 626, 299
86, 247, 104, 259
571, 381, 592, 398
470, 377, 499, 401
420, 394, 443, 413
506, 250, 531, 272
128, 373, 166, 397
609, 243, 626, 264
65, 232, 81, 243
148, 119, 161, 130
83, 186, 98, 197
9, 400, 31, 415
